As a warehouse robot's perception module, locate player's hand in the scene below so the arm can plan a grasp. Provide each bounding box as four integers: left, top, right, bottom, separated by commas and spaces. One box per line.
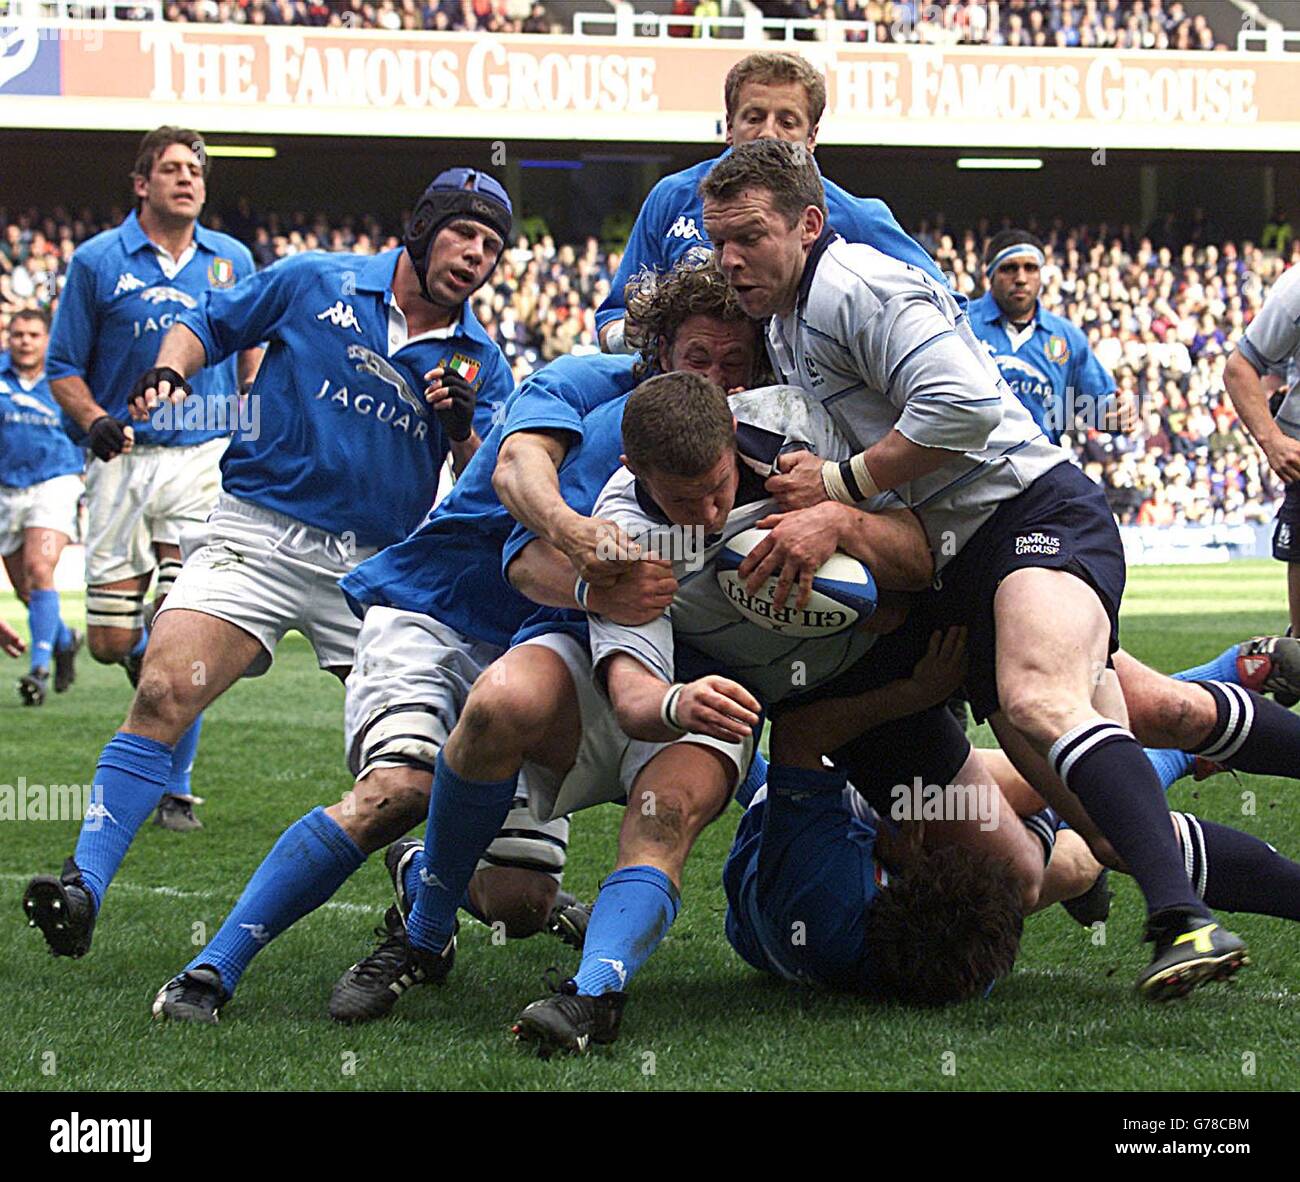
766, 449, 830, 511
128, 366, 192, 420
560, 516, 644, 585
424, 366, 475, 442
86, 414, 134, 461
905, 626, 968, 709
586, 558, 677, 626
741, 504, 846, 612
1263, 433, 1300, 484
674, 675, 761, 743
1, 619, 25, 658
1102, 393, 1138, 435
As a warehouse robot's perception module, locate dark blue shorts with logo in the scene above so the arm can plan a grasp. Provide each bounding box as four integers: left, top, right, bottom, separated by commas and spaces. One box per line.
920, 459, 1127, 722
1273, 481, 1300, 562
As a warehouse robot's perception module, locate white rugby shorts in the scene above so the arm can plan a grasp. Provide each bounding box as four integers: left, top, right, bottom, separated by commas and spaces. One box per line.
0, 473, 82, 556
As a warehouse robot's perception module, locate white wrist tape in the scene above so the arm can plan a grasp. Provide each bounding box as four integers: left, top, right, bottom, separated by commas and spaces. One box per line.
574, 576, 591, 611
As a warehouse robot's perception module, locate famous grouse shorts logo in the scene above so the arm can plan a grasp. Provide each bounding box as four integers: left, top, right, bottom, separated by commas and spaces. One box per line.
1015, 531, 1061, 556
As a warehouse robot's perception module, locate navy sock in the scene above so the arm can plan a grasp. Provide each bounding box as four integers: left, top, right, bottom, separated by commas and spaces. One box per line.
1173, 812, 1300, 921
1145, 747, 1195, 790
1022, 806, 1060, 866
73, 732, 174, 910
405, 751, 517, 953
187, 807, 364, 995
27, 588, 61, 672
167, 713, 204, 795
573, 865, 680, 996
735, 750, 769, 810
1192, 680, 1300, 776
1171, 646, 1239, 685
1049, 721, 1207, 919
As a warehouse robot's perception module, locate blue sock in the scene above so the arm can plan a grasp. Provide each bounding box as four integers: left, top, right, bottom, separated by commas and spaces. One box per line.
405, 751, 517, 953
27, 588, 62, 673
129, 629, 149, 660
573, 865, 681, 996
187, 807, 364, 995
734, 750, 768, 810
1172, 646, 1238, 685
167, 713, 204, 795
1145, 747, 1195, 790
55, 618, 74, 651
399, 857, 484, 924
73, 732, 174, 910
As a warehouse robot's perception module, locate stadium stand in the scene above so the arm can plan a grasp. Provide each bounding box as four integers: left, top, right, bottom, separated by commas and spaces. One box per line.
0, 200, 1291, 524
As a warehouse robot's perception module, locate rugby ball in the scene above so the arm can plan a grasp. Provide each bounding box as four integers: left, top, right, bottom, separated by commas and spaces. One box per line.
715, 528, 877, 638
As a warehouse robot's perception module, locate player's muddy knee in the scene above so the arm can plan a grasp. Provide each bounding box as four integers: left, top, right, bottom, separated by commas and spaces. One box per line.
458, 678, 556, 757
469, 866, 557, 938
332, 768, 430, 852
127, 666, 200, 738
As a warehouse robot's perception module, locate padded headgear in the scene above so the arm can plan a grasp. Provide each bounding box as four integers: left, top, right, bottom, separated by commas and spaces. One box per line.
403, 168, 513, 303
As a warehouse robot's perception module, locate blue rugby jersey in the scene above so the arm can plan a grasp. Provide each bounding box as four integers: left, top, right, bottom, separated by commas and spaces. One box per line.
177, 248, 509, 550
46, 210, 254, 447
340, 352, 640, 645
596, 152, 947, 334
0, 353, 84, 488
968, 292, 1115, 446
723, 784, 884, 992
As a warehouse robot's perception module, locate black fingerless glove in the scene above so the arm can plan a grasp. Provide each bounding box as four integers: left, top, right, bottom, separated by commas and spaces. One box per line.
86, 415, 128, 461
433, 369, 476, 443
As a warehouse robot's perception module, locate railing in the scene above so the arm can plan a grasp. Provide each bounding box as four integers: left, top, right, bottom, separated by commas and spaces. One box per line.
1237, 29, 1300, 51
574, 10, 877, 43
0, 0, 163, 18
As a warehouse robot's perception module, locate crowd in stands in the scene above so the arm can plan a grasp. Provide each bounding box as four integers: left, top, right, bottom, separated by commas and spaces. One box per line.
2, 199, 1292, 528
129, 1, 558, 34
753, 0, 1226, 49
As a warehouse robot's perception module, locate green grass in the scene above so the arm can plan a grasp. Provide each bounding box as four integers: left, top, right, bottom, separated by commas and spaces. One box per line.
2, 563, 1299, 1091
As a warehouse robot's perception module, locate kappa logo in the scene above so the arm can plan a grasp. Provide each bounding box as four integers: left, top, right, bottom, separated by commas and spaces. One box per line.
114, 272, 146, 297
139, 285, 198, 309
597, 957, 628, 988
667, 215, 703, 241
1015, 531, 1061, 556
84, 802, 118, 826
239, 922, 272, 944
1280, 523, 1292, 550
419, 866, 447, 890
804, 354, 823, 386
347, 345, 426, 418
317, 300, 363, 333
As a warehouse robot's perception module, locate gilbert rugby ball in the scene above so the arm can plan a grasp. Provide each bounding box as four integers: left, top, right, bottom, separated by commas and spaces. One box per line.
715, 527, 877, 637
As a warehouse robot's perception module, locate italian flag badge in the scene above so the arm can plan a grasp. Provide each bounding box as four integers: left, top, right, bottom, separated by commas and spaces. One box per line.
447, 353, 480, 384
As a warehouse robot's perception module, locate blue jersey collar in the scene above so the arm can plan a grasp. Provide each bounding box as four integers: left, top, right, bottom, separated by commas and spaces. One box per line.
119, 209, 217, 258
972, 289, 1042, 329
367, 248, 492, 345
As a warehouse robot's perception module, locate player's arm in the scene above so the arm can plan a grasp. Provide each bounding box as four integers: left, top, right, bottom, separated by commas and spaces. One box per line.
604, 653, 760, 744
1, 618, 25, 658
127, 323, 209, 419
507, 535, 677, 625
47, 252, 111, 434
237, 346, 264, 394
769, 626, 967, 768
1069, 336, 1121, 433
1226, 346, 1300, 483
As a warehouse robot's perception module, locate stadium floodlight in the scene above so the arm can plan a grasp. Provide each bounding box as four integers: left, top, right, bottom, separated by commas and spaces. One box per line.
202, 145, 278, 159
955, 157, 1043, 170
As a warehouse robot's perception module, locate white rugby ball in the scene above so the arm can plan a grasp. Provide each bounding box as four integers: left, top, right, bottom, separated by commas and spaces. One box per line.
715, 527, 877, 637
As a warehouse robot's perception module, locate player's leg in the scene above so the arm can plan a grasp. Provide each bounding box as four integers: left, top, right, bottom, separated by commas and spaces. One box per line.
513, 729, 747, 1056
146, 437, 224, 828
403, 641, 583, 962
15, 476, 82, 702
1290, 562, 1300, 643
1114, 647, 1300, 784
991, 567, 1247, 998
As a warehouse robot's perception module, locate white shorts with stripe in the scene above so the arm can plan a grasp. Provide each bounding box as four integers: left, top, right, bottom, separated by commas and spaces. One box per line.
516, 630, 753, 823
0, 473, 81, 556
83, 437, 226, 586
156, 494, 374, 675
344, 606, 570, 882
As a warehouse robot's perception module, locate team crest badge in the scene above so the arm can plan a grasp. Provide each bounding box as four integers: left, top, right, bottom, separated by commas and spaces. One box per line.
447, 353, 480, 385
209, 257, 236, 288
1047, 335, 1070, 364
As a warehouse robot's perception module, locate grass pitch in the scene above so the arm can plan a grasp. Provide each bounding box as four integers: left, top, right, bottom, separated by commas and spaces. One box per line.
2, 562, 1298, 1092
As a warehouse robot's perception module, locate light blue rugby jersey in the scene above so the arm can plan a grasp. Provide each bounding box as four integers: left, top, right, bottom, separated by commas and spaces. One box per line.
340, 352, 641, 646
46, 210, 254, 447
0, 353, 84, 488
596, 152, 949, 333
968, 292, 1115, 446
177, 248, 509, 551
